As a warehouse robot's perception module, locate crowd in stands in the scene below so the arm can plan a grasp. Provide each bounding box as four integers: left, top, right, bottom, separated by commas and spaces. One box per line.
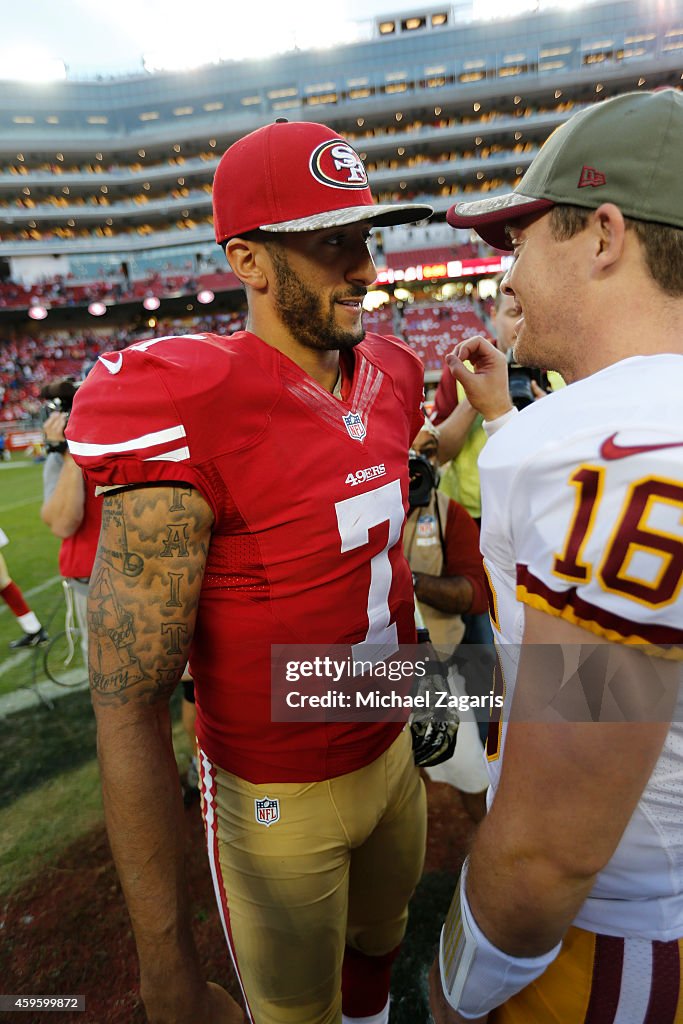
399, 300, 490, 371
0, 272, 207, 310
0, 331, 104, 422
1, 230, 493, 313
0, 296, 492, 425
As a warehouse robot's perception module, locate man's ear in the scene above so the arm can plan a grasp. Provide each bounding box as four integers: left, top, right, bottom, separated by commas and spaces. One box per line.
591, 203, 626, 273
225, 238, 269, 291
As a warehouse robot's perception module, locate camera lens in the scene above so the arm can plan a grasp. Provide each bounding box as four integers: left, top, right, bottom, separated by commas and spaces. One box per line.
408, 453, 437, 509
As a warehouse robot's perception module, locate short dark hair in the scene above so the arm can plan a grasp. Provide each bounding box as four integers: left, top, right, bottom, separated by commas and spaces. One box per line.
221, 228, 275, 252
549, 204, 683, 297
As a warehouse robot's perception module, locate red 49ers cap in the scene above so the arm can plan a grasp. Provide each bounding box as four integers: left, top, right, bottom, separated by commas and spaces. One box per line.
447, 88, 683, 251
213, 120, 433, 243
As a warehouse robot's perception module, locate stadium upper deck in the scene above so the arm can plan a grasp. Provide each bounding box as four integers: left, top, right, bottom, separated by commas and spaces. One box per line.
0, 0, 680, 280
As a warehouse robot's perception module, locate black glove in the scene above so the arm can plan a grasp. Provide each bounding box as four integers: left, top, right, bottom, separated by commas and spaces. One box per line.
411, 716, 459, 768
410, 651, 460, 768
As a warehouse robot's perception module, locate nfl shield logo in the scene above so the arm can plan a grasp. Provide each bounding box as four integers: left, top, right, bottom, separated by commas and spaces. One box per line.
417, 514, 437, 539
255, 796, 280, 827
342, 411, 366, 441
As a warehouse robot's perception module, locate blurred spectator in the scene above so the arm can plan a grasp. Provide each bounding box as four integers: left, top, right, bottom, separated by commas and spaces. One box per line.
0, 527, 48, 648
40, 383, 101, 662
406, 426, 489, 822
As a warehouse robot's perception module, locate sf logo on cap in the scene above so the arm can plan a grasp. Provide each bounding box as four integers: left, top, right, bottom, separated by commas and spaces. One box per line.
310, 140, 368, 189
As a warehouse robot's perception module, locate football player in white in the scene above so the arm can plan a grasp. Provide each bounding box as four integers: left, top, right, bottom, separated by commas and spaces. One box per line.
430, 88, 683, 1023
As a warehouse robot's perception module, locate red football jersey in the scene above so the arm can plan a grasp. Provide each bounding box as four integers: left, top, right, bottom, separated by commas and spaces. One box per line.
68, 331, 425, 782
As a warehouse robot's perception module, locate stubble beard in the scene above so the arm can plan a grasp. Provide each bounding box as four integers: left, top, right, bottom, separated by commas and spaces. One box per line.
511, 318, 541, 369
269, 246, 365, 352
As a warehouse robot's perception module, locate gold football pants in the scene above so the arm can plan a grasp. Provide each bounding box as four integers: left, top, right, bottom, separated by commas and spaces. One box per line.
198, 726, 427, 1024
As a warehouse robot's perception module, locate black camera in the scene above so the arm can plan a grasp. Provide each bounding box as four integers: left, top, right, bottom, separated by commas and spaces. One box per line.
507, 362, 550, 411
408, 451, 439, 510
40, 379, 80, 422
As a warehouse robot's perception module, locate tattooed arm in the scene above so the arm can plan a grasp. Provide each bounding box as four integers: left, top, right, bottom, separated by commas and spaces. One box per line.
89, 485, 242, 1024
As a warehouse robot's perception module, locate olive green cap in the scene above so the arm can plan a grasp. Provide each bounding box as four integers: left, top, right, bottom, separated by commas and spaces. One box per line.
447, 89, 683, 251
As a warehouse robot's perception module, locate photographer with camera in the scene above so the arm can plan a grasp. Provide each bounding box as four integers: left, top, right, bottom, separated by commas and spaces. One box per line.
405, 426, 490, 821
40, 379, 101, 662
406, 427, 488, 646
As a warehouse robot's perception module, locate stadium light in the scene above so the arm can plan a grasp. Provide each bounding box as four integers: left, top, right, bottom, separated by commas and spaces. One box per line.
363, 291, 391, 311
143, 296, 160, 311
88, 302, 107, 317
197, 290, 215, 305
28, 305, 48, 321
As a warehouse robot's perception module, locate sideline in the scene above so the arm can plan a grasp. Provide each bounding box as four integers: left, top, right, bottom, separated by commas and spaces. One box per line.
0, 460, 40, 472
0, 673, 89, 719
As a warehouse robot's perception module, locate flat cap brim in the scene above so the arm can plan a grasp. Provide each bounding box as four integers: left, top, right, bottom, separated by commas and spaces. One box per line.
447, 192, 554, 250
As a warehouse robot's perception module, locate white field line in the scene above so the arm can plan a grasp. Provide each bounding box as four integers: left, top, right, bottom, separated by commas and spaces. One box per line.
0, 461, 37, 472
0, 495, 42, 514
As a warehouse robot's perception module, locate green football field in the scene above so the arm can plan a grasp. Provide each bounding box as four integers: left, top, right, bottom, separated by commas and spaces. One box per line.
0, 458, 63, 696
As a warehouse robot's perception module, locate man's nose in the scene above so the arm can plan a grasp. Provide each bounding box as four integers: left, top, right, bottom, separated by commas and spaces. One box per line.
346, 244, 377, 288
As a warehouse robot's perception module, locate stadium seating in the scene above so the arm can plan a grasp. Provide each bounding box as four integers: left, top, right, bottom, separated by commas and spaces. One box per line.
400, 301, 490, 371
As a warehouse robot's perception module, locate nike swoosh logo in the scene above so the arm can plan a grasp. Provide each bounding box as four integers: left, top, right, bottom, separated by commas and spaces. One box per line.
98, 352, 123, 375
600, 433, 683, 460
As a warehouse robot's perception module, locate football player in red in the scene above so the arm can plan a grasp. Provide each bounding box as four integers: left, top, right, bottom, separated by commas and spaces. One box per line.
68, 122, 435, 1023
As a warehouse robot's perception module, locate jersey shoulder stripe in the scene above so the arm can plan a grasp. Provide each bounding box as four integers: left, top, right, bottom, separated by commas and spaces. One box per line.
68, 424, 188, 461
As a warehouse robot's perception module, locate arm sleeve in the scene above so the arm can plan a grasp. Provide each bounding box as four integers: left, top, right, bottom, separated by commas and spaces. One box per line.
42, 452, 65, 501
443, 500, 488, 615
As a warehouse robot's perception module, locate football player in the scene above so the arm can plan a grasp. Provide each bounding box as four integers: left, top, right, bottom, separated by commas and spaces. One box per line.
0, 530, 48, 649
67, 121, 436, 1024
429, 89, 683, 1023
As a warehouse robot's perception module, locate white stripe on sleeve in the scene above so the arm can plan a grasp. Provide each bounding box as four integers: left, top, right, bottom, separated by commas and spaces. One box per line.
68, 424, 186, 457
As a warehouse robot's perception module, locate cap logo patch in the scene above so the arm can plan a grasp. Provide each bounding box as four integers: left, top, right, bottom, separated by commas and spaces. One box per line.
310, 141, 368, 190
578, 165, 606, 188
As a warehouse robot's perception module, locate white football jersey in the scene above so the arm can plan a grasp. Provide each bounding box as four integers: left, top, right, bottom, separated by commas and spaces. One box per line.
479, 353, 683, 940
